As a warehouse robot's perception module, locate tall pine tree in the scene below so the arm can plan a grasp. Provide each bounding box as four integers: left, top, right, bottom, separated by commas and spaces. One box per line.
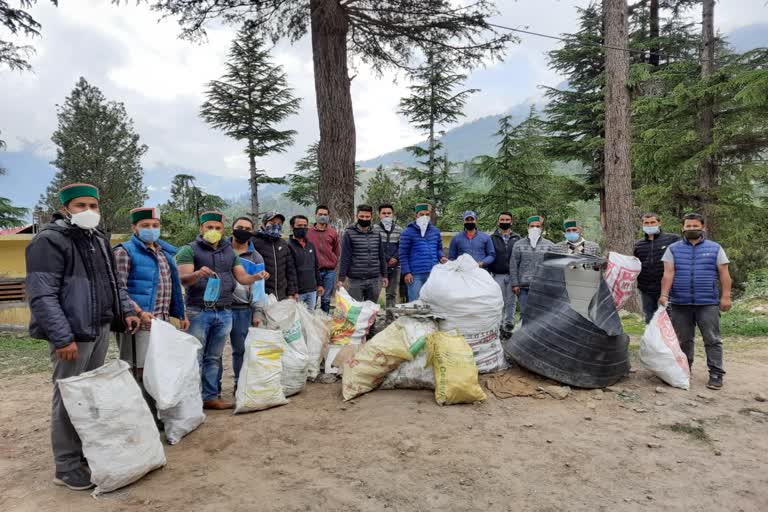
39, 77, 148, 232
0, 0, 57, 71
201, 22, 300, 218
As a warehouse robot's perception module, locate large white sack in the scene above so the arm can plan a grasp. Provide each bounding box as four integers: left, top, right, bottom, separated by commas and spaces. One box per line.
420, 255, 507, 373
604, 252, 642, 310
235, 328, 290, 413
296, 303, 331, 380
143, 319, 202, 410
157, 357, 205, 445
265, 299, 309, 396
640, 307, 690, 390
58, 360, 166, 495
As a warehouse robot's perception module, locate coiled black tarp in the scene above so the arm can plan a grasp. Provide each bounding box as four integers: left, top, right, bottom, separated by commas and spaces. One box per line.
503, 253, 630, 389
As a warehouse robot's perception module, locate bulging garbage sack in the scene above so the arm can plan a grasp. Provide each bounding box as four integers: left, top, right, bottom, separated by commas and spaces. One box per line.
235, 328, 290, 414
296, 303, 331, 381
504, 253, 630, 389
426, 330, 486, 405
640, 306, 690, 389
144, 319, 202, 410
330, 287, 380, 345
266, 299, 309, 397
58, 360, 166, 495
604, 252, 642, 310
380, 316, 437, 390
420, 254, 507, 373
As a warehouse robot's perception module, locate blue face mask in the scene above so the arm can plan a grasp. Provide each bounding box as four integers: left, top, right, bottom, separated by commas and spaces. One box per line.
264, 223, 282, 239
203, 272, 221, 306
565, 232, 580, 243
643, 226, 660, 235
138, 228, 161, 243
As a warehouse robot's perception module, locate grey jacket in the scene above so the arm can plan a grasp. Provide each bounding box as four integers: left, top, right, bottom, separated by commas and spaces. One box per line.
26, 217, 134, 348
552, 239, 601, 256
509, 236, 556, 288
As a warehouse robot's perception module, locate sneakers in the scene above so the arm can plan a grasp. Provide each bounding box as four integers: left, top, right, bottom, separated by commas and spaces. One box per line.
706, 374, 724, 390
203, 399, 234, 410
53, 467, 94, 491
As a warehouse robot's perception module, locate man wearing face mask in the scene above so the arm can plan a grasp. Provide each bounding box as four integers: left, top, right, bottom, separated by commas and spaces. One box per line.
488, 212, 522, 336
225, 216, 267, 389
338, 205, 389, 310
553, 219, 600, 256
176, 211, 266, 410
26, 183, 140, 491
633, 213, 680, 323
510, 215, 555, 317
399, 203, 448, 301
449, 211, 496, 268
288, 215, 323, 310
307, 205, 340, 313
113, 207, 189, 421
373, 204, 402, 322
659, 213, 732, 390
251, 211, 298, 302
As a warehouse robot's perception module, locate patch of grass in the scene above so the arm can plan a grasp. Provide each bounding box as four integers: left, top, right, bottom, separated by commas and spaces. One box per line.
665, 422, 711, 443
622, 315, 646, 336
0, 335, 52, 377
622, 304, 768, 338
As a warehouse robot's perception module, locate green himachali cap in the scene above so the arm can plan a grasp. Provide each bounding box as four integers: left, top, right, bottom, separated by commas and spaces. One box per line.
199, 211, 225, 225
527, 215, 542, 224
415, 203, 430, 213
563, 219, 578, 229
130, 207, 160, 224
59, 183, 99, 205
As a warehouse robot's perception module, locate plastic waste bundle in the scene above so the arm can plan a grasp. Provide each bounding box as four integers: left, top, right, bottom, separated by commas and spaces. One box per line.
330, 287, 380, 345
234, 328, 290, 414
426, 330, 486, 405
640, 306, 690, 389
265, 299, 310, 396
380, 316, 437, 390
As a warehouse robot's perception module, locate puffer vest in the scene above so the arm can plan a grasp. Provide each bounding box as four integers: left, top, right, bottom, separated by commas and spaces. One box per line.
669, 239, 720, 305
186, 236, 237, 308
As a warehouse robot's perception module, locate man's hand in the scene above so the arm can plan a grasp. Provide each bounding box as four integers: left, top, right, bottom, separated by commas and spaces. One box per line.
56, 342, 78, 361
658, 295, 669, 307
404, 273, 414, 285
256, 270, 269, 281
179, 316, 190, 331
720, 296, 732, 312
337, 279, 347, 290
382, 277, 389, 288
439, 257, 448, 264
251, 316, 262, 327
512, 286, 521, 296
388, 257, 397, 267
196, 266, 215, 279
293, 294, 299, 301
317, 286, 325, 297
478, 262, 484, 268
125, 315, 141, 334
139, 311, 153, 330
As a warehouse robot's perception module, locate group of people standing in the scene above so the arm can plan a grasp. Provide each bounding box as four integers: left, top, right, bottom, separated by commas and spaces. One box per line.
24, 183, 733, 492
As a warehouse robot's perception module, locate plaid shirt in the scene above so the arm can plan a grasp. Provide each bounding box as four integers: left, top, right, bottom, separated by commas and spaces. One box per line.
114, 245, 173, 325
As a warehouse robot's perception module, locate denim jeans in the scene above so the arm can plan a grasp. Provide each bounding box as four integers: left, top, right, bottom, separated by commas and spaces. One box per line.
492, 273, 517, 327
221, 307, 251, 390
299, 291, 317, 311
641, 291, 661, 324
407, 272, 431, 302
518, 288, 530, 319
187, 307, 233, 401
668, 304, 725, 377
319, 269, 336, 313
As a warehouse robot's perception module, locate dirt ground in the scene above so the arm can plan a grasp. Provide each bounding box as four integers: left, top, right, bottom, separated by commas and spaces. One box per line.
1, 339, 767, 512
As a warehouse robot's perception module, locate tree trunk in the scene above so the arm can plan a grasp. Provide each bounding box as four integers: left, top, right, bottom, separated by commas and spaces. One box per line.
649, 0, 660, 67
603, 0, 635, 257
311, 0, 356, 223
248, 140, 259, 218
699, 0, 718, 237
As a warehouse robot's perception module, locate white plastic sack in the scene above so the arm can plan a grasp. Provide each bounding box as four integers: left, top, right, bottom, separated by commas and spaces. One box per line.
604, 252, 642, 310
266, 299, 309, 396
380, 316, 437, 389
58, 360, 166, 495
143, 319, 202, 410
330, 287, 380, 345
640, 307, 690, 389
296, 303, 331, 380
235, 328, 290, 413
157, 356, 205, 445
420, 255, 507, 373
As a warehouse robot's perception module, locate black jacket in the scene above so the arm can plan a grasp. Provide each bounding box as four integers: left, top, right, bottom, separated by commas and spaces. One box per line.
339, 223, 387, 280
633, 231, 681, 293
289, 237, 321, 294
26, 217, 134, 348
251, 233, 298, 299
488, 229, 522, 275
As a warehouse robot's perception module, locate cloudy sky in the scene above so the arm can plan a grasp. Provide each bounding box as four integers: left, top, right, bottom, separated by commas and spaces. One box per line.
1, 0, 767, 209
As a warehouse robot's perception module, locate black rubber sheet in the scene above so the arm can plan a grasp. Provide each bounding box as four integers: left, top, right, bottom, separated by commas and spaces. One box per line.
503, 253, 630, 389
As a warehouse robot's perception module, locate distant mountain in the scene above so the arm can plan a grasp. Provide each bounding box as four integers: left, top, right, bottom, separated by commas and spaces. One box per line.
728, 23, 768, 52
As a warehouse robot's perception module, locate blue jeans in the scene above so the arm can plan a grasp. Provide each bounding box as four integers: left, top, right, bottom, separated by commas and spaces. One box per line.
641, 291, 660, 324
299, 291, 317, 311
221, 307, 251, 390
187, 307, 233, 401
518, 288, 530, 319
319, 269, 336, 313
407, 272, 431, 302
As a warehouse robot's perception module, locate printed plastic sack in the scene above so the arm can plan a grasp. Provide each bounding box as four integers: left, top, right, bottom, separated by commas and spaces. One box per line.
604, 252, 642, 310
265, 299, 309, 396
380, 317, 438, 390
157, 357, 205, 445
296, 303, 331, 380
420, 255, 507, 373
426, 330, 486, 405
640, 307, 690, 389
235, 328, 290, 413
342, 322, 413, 401
144, 319, 202, 410
330, 287, 380, 345
58, 360, 166, 495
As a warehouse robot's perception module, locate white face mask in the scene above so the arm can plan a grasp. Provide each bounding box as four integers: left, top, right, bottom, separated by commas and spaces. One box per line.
528, 227, 542, 247
69, 209, 101, 230
416, 215, 430, 235
381, 217, 393, 231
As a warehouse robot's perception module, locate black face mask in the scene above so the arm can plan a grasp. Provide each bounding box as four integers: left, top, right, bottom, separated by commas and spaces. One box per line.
232, 228, 252, 243
464, 222, 477, 231
498, 223, 511, 231
293, 227, 308, 238
684, 229, 703, 240
358, 219, 372, 228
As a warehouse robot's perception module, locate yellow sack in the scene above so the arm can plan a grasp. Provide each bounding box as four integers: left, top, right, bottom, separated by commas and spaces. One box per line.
341, 322, 413, 401
426, 330, 486, 405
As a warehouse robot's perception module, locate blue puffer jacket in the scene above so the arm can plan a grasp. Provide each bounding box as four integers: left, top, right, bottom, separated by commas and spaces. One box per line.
399, 221, 445, 275
115, 235, 185, 319
669, 239, 721, 305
